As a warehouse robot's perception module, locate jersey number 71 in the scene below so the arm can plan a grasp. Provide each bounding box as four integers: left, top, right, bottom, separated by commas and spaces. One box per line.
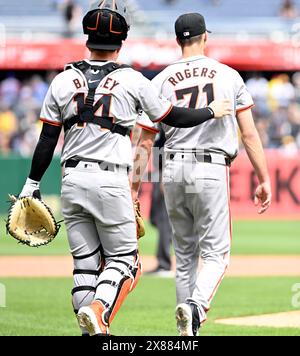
175, 84, 214, 109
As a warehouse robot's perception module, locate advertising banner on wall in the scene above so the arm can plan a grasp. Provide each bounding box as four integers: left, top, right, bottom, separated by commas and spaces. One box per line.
230, 151, 300, 219
1, 39, 300, 71
140, 150, 300, 220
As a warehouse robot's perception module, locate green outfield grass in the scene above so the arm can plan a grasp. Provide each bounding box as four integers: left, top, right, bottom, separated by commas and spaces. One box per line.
1, 218, 299, 256
0, 276, 299, 336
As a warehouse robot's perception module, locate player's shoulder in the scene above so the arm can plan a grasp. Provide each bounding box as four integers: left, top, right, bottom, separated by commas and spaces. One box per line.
210, 58, 241, 78
152, 66, 175, 87
106, 65, 147, 82
50, 68, 79, 87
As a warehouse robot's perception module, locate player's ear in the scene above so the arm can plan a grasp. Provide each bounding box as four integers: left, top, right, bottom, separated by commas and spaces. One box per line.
176, 38, 182, 47
204, 32, 208, 42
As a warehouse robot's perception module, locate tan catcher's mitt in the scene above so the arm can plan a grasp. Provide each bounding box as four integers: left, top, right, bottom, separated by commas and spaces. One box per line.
6, 195, 61, 247
134, 199, 145, 239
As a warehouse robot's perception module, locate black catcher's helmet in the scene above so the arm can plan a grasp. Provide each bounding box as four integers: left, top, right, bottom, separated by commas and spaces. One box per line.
83, 0, 130, 50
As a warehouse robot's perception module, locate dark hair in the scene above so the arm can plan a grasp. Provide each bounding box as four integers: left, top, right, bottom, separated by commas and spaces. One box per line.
89, 48, 118, 54
178, 34, 204, 47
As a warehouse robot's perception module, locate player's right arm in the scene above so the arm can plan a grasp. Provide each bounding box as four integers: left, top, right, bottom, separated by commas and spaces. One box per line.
237, 108, 272, 214
19, 77, 62, 198
135, 74, 231, 127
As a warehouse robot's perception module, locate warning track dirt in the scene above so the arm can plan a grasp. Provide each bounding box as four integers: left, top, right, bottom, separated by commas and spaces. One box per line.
0, 255, 299, 277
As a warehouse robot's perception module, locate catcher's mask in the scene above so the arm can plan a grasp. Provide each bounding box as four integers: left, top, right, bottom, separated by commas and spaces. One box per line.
83, 0, 130, 51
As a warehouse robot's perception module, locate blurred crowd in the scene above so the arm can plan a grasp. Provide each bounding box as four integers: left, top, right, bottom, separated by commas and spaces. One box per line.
246, 73, 300, 154
0, 73, 64, 156
0, 72, 300, 157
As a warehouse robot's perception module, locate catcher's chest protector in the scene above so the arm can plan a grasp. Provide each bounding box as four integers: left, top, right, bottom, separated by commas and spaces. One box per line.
64, 61, 131, 136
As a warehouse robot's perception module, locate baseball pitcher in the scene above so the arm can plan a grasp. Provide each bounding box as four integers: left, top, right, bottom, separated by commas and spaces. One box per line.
132, 13, 272, 336
17, 2, 231, 336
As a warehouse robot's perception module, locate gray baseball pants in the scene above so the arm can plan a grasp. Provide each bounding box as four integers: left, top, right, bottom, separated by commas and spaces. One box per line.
61, 161, 139, 332
163, 153, 231, 324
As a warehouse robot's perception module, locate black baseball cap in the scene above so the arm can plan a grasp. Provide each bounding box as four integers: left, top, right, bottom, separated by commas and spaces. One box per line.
175, 13, 211, 40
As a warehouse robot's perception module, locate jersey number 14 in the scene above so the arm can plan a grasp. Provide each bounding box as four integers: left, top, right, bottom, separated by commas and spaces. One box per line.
74, 93, 112, 117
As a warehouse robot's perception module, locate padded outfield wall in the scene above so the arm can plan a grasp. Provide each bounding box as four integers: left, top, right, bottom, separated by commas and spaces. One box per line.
0, 151, 299, 218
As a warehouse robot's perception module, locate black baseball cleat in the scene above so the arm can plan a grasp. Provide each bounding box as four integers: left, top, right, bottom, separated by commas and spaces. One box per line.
190, 303, 201, 336
175, 303, 201, 336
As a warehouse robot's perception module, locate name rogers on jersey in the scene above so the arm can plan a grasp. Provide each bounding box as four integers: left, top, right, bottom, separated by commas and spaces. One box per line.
168, 67, 217, 86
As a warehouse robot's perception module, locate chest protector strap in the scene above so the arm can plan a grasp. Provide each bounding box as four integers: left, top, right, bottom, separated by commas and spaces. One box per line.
64, 61, 131, 137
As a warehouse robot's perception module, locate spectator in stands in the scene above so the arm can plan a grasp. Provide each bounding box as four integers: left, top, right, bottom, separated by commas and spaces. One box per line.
268, 74, 295, 109
246, 73, 270, 116
292, 71, 300, 103
164, 0, 178, 5
0, 74, 21, 108
280, 0, 298, 19
255, 118, 270, 148
268, 106, 289, 147
0, 133, 11, 156
14, 85, 40, 124
30, 75, 49, 106
60, 0, 82, 38
296, 131, 300, 147
0, 103, 18, 155
281, 135, 299, 155
287, 101, 300, 138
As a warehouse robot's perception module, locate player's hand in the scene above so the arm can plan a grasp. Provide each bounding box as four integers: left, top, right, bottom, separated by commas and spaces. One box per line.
209, 100, 232, 118
131, 189, 139, 203
19, 178, 41, 199
254, 181, 272, 214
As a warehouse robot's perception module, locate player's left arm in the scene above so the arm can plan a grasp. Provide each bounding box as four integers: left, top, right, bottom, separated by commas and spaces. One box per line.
137, 74, 231, 128
237, 109, 272, 214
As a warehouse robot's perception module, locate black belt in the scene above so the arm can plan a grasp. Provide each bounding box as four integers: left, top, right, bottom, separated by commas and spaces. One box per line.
65, 159, 130, 173
167, 153, 231, 167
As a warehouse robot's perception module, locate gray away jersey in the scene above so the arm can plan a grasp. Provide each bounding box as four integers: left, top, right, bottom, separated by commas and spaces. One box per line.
149, 55, 254, 158
40, 60, 172, 167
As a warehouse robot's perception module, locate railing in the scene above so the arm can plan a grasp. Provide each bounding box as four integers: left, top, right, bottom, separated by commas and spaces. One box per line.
1, 14, 300, 39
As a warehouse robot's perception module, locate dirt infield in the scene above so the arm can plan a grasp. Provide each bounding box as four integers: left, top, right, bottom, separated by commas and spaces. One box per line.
215, 311, 300, 328
0, 255, 299, 277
